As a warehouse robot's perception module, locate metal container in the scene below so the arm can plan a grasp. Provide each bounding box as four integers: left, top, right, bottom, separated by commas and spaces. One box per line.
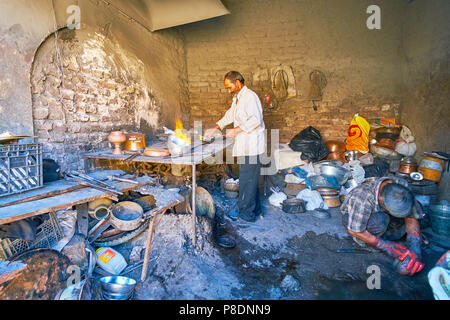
428, 201, 450, 236
418, 157, 445, 182
281, 198, 306, 214
345, 150, 359, 162
377, 138, 396, 150
321, 194, 341, 208
123, 133, 146, 152
110, 201, 144, 231
100, 276, 136, 300
317, 163, 350, 185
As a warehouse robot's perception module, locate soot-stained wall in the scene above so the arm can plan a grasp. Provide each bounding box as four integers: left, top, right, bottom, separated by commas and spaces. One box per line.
182, 0, 404, 143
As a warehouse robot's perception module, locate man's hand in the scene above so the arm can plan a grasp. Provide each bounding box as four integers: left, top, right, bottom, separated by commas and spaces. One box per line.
204, 126, 219, 137
372, 237, 425, 275
225, 127, 242, 138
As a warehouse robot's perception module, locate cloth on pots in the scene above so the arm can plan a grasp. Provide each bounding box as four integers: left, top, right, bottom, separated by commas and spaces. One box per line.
296, 188, 328, 210
345, 114, 370, 152
269, 190, 287, 208
395, 126, 417, 156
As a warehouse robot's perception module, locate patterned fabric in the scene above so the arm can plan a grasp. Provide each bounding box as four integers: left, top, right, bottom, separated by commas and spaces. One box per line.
340, 176, 423, 232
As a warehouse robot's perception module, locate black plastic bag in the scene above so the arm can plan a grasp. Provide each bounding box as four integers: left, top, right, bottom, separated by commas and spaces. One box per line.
288, 126, 329, 162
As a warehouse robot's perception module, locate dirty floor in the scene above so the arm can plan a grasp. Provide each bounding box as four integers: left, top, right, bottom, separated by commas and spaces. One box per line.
91, 188, 445, 300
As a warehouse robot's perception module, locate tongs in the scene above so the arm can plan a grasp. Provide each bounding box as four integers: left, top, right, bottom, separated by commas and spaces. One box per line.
122, 147, 145, 163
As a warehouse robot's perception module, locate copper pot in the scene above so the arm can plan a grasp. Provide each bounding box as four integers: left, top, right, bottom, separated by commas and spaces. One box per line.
377, 138, 396, 150
326, 151, 347, 162
326, 140, 346, 153
124, 133, 146, 151
322, 194, 341, 208
398, 162, 418, 174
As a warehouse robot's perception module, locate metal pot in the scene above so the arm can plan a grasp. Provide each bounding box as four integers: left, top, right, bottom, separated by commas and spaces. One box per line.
281, 198, 306, 214
322, 194, 341, 208
123, 133, 146, 152
344, 150, 359, 162
325, 140, 345, 153
377, 138, 396, 150
109, 201, 144, 231
398, 162, 418, 174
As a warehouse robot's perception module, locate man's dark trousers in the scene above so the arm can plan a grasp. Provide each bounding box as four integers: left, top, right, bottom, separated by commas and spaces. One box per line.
237, 155, 262, 222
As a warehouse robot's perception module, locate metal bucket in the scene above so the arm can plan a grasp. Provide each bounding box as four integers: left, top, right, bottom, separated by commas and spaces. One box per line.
428, 202, 450, 236
100, 276, 136, 300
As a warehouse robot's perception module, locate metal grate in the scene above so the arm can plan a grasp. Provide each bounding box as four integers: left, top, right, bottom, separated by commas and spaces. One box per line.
0, 143, 43, 197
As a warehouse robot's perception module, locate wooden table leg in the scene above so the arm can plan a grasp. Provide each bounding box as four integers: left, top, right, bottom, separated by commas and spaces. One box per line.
192, 163, 197, 248
75, 203, 89, 237
140, 209, 168, 281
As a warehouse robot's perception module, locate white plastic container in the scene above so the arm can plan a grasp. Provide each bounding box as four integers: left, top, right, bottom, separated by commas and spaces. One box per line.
96, 247, 128, 275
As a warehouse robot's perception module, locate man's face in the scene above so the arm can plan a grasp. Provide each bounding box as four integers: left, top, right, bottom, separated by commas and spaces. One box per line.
224, 78, 242, 95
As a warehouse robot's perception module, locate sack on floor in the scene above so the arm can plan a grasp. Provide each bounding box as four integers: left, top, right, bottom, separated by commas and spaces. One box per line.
288, 126, 329, 162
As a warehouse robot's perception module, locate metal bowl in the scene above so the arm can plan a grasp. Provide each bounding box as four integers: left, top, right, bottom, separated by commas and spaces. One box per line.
100, 276, 137, 300
317, 163, 350, 185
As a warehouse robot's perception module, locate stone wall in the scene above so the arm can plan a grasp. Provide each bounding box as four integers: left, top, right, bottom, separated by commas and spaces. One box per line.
0, 0, 190, 171
183, 0, 404, 143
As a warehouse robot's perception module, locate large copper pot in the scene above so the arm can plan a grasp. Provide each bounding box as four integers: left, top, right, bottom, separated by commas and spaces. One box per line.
123, 133, 146, 151
326, 140, 345, 153
325, 140, 347, 162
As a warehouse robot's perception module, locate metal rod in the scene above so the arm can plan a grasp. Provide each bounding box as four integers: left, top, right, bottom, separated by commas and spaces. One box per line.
192, 163, 196, 248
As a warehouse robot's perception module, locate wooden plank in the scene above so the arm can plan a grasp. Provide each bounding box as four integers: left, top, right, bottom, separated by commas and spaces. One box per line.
0, 260, 27, 285
0, 178, 148, 225
0, 180, 80, 207
76, 203, 89, 237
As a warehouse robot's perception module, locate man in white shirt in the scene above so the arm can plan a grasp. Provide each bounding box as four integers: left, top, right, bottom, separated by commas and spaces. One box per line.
205, 71, 266, 222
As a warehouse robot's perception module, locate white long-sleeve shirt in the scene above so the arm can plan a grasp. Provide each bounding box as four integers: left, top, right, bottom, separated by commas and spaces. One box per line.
216, 86, 266, 156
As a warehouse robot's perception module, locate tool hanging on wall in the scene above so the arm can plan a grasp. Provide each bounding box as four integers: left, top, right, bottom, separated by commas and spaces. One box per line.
308, 69, 327, 111
272, 69, 289, 101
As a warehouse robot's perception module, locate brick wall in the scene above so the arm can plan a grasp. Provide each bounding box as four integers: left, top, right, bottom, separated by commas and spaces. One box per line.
183, 0, 404, 144
31, 27, 188, 171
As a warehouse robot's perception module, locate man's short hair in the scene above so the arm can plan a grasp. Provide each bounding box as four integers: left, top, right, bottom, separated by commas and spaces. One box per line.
224, 71, 245, 84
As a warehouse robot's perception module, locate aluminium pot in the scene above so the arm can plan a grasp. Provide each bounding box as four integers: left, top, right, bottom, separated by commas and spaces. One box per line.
281, 198, 306, 214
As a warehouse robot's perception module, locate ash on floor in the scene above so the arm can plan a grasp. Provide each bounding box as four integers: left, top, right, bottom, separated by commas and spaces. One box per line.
94, 187, 445, 300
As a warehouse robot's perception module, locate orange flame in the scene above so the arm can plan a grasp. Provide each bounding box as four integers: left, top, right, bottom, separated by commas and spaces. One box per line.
174, 119, 191, 145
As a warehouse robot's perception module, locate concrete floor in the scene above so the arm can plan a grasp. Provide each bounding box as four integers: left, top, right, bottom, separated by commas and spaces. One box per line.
91, 189, 445, 300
